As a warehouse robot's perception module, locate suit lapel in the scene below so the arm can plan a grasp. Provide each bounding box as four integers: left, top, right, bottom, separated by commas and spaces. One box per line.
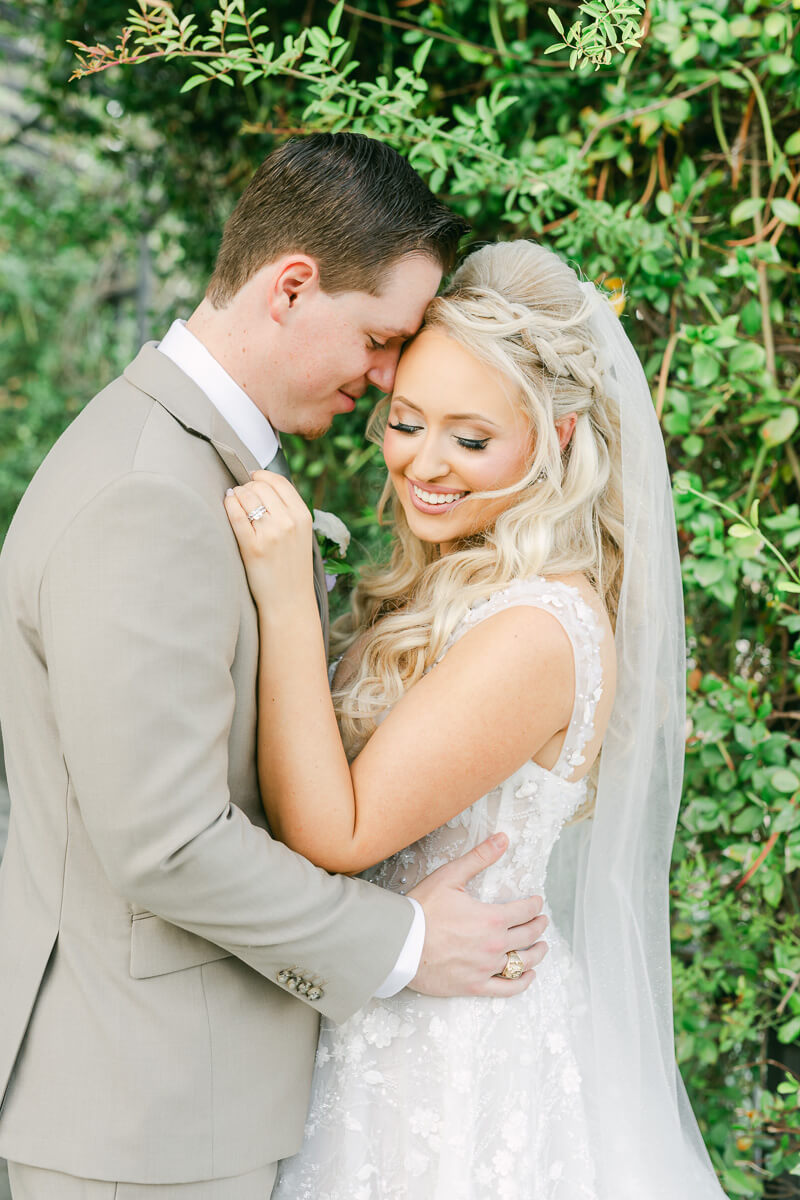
124, 344, 330, 649
125, 344, 261, 485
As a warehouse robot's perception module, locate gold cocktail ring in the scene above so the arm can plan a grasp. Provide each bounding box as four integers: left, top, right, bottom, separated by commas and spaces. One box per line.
500, 950, 525, 980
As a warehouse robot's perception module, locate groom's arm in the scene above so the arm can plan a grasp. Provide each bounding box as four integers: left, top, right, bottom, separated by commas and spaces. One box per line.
41, 470, 414, 1024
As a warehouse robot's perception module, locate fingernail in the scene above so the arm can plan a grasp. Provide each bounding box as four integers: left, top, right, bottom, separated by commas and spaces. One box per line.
225, 488, 234, 496
492, 833, 507, 849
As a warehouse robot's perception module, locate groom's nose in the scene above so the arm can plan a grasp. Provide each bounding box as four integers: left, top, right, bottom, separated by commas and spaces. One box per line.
366, 346, 402, 394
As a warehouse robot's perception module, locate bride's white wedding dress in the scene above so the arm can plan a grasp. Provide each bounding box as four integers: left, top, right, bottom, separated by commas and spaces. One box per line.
273, 577, 605, 1200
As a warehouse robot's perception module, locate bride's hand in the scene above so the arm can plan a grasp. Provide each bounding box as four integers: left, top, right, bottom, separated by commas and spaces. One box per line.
224, 471, 315, 611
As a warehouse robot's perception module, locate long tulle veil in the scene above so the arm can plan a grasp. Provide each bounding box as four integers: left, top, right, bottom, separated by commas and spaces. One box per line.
546, 282, 729, 1197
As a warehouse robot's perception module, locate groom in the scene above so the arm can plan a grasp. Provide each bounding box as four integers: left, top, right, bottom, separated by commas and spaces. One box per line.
0, 134, 548, 1198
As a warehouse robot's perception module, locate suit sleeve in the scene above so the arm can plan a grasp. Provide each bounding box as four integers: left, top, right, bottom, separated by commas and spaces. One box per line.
40, 470, 413, 1023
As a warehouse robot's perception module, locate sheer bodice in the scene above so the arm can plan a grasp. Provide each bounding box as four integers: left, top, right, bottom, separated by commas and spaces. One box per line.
273, 578, 607, 1200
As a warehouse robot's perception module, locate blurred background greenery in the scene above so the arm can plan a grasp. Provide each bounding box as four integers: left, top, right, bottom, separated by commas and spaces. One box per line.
1, 0, 799, 1192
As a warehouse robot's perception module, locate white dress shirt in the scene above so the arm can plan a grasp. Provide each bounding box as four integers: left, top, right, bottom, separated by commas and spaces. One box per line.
157, 320, 425, 997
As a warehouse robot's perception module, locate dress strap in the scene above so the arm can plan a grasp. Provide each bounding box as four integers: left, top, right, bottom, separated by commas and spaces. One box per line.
443, 577, 605, 779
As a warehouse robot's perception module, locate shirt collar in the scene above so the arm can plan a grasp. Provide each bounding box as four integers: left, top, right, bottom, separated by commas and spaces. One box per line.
157, 319, 280, 469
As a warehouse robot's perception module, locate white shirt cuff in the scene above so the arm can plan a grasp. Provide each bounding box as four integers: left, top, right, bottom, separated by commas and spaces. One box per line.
372, 898, 425, 998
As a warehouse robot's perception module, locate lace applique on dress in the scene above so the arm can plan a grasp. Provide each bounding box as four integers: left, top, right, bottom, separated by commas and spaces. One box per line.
274, 577, 607, 1200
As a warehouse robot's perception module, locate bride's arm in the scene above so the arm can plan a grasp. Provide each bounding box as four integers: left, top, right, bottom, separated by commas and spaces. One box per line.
226, 472, 575, 875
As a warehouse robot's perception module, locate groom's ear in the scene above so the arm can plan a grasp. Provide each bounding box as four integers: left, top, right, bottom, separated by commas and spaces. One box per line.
267, 256, 321, 324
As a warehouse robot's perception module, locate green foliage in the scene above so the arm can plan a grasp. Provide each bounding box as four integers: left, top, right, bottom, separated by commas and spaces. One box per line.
2, 0, 800, 1189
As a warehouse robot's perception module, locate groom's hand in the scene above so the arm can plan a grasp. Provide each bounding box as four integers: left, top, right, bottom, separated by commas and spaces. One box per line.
408, 833, 548, 998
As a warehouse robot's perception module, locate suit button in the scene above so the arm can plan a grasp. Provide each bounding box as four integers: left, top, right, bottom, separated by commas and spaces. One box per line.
277, 969, 291, 984
286, 975, 299, 990
297, 980, 309, 995
307, 987, 323, 1001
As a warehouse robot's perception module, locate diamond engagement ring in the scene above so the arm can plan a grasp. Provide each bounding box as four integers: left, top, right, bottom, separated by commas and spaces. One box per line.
500, 950, 525, 980
247, 505, 268, 523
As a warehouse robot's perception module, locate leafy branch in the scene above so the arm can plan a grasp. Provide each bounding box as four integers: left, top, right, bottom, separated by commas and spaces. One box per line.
546, 0, 646, 69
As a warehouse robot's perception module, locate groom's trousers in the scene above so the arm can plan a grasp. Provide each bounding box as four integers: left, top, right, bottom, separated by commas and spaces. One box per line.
6, 1162, 278, 1199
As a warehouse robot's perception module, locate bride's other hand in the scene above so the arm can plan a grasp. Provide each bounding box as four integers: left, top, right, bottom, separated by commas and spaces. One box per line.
224, 471, 314, 609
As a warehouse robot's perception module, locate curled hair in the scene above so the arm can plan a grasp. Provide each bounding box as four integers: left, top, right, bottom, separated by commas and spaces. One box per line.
332, 241, 624, 759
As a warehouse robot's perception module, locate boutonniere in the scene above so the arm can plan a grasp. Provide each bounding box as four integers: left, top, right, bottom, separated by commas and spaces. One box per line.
312, 509, 353, 592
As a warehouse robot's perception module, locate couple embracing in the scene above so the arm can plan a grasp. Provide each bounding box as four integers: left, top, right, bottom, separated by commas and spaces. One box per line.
0, 134, 727, 1199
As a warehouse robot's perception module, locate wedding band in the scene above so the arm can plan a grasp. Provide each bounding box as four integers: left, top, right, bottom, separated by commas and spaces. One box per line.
500, 950, 525, 980
247, 505, 268, 523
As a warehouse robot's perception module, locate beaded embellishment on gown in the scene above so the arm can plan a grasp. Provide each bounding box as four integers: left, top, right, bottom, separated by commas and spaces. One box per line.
272, 578, 605, 1200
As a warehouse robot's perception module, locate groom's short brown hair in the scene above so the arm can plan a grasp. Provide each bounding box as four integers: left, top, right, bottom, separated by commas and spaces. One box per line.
207, 133, 468, 305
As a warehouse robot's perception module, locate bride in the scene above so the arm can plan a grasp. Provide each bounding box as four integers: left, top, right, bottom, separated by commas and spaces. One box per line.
225, 240, 728, 1199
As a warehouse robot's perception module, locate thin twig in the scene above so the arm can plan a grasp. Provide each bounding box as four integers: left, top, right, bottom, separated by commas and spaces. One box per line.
656, 326, 679, 421
578, 78, 718, 158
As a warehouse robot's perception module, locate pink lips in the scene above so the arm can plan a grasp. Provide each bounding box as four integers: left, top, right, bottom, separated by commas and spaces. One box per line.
405, 477, 468, 515
336, 390, 357, 413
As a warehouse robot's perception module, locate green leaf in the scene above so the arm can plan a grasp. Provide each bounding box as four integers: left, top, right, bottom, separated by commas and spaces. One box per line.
772, 197, 800, 227
180, 74, 210, 93
785, 130, 800, 156
729, 341, 765, 374
772, 804, 800, 833
655, 190, 673, 216
776, 579, 800, 593
671, 33, 698, 66
770, 768, 800, 795
692, 351, 719, 388
548, 7, 565, 36
767, 53, 794, 76
327, 0, 345, 37
731, 197, 764, 224
762, 407, 799, 448
778, 1015, 800, 1045
729, 523, 754, 538
413, 37, 434, 75
693, 558, 726, 586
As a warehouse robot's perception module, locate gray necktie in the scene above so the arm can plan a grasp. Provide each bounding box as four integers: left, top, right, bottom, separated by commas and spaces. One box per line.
266, 445, 291, 479
266, 445, 330, 647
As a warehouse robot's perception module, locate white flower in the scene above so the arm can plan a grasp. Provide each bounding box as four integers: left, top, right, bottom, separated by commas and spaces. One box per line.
313, 509, 351, 555
404, 1149, 429, 1177
344, 1034, 366, 1063
561, 1063, 581, 1094
502, 1109, 527, 1152
409, 1107, 440, 1138
493, 1148, 514, 1176
547, 1031, 567, 1055
451, 1068, 471, 1094
361, 1007, 411, 1048
427, 1016, 448, 1039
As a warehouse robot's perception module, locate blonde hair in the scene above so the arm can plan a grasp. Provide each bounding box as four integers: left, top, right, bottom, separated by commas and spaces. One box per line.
332, 240, 624, 758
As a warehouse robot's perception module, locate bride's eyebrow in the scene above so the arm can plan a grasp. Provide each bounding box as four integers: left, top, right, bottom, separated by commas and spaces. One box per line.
392, 395, 501, 430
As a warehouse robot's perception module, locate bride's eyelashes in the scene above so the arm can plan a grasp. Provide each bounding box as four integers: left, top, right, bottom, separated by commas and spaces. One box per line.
368, 336, 388, 350
387, 420, 422, 434
387, 421, 490, 452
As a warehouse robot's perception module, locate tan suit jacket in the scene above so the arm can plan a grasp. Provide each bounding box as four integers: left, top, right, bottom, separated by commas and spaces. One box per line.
0, 346, 412, 1183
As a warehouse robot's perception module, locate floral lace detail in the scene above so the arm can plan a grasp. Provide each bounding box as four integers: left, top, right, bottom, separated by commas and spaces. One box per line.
274, 578, 606, 1200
